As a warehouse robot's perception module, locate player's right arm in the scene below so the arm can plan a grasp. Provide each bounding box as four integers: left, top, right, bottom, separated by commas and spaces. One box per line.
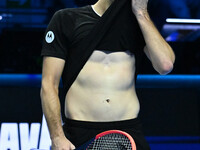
40, 56, 75, 150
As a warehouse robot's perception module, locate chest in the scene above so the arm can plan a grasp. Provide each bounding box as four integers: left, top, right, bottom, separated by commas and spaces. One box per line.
88, 50, 135, 64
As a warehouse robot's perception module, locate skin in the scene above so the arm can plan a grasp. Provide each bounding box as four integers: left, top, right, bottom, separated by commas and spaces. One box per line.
40, 0, 175, 149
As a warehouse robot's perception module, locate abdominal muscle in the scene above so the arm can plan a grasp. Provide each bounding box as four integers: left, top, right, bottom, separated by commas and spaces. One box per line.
65, 50, 140, 122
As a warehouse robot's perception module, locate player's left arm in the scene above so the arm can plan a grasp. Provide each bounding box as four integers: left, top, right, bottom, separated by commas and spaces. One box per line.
132, 0, 175, 75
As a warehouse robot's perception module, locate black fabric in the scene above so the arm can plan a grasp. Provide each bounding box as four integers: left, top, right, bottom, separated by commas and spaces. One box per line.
41, 10, 71, 59
41, 6, 99, 59
41, 0, 145, 95
63, 118, 150, 150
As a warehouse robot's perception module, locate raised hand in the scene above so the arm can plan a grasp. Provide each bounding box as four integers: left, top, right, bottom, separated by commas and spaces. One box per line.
131, 0, 149, 15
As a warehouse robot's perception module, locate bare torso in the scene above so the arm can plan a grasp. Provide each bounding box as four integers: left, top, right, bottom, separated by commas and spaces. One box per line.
65, 50, 140, 121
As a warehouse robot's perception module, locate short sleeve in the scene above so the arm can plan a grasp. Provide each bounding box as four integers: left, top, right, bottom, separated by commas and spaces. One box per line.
41, 10, 71, 60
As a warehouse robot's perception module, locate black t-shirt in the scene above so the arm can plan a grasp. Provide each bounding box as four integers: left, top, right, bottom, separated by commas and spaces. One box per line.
41, 3, 145, 94
42, 5, 102, 60
42, 5, 144, 58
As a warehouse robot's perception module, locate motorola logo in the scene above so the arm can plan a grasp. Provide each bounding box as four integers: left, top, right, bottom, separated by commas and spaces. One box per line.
45, 31, 55, 43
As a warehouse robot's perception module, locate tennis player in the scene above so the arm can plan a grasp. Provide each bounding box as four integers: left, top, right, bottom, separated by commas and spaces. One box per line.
41, 0, 175, 149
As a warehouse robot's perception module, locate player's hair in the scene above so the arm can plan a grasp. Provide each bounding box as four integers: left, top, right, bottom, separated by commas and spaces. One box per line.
74, 0, 98, 7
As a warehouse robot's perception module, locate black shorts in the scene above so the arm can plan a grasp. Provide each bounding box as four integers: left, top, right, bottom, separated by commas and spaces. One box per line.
63, 118, 150, 150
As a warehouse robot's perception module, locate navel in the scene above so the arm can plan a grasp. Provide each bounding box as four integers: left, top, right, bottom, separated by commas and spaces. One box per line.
106, 99, 110, 103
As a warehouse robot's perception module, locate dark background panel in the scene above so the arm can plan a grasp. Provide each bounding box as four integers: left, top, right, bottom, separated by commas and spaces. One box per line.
0, 87, 42, 122
137, 88, 200, 136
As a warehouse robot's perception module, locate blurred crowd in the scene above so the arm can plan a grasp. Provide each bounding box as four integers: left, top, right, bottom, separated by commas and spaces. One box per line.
148, 0, 200, 30
47, 0, 200, 31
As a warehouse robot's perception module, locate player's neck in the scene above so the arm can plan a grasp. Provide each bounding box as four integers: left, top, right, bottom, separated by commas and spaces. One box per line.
92, 0, 114, 17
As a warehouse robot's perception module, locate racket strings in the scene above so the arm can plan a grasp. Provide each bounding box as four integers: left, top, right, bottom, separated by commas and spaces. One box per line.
87, 133, 132, 150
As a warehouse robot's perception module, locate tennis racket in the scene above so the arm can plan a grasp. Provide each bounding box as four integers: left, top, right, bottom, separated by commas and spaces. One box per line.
76, 130, 136, 150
